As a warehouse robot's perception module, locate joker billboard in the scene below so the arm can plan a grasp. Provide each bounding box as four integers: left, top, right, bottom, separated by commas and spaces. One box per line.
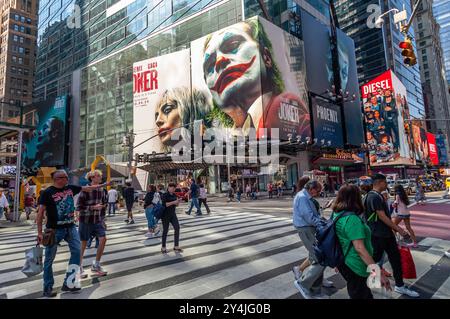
361, 70, 414, 166
190, 16, 310, 140
21, 95, 70, 175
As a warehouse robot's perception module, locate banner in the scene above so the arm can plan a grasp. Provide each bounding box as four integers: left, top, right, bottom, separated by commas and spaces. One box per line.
22, 95, 69, 175
435, 134, 448, 165
133, 49, 199, 155
426, 132, 439, 166
311, 97, 343, 148
190, 16, 310, 140
361, 70, 414, 166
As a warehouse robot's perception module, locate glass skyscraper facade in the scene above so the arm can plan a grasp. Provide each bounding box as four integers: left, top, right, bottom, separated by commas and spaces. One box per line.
335, 0, 425, 119
35, 0, 333, 169
434, 0, 450, 86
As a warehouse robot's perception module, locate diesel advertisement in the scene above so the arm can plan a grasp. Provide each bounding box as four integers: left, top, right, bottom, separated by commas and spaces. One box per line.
361, 70, 414, 166
21, 95, 70, 175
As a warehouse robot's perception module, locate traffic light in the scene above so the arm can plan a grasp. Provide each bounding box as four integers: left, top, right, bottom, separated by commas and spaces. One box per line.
399, 37, 417, 66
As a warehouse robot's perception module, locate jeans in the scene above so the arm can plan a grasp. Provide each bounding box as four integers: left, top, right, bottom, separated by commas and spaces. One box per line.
372, 235, 404, 287
296, 226, 325, 294
145, 207, 156, 229
187, 197, 201, 215
199, 198, 211, 214
108, 203, 116, 215
0, 207, 3, 220
337, 262, 373, 299
162, 211, 180, 247
236, 192, 241, 202
43, 225, 81, 292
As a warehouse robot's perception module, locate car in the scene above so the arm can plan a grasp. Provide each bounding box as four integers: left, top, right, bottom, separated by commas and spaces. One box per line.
387, 180, 396, 195
175, 187, 189, 202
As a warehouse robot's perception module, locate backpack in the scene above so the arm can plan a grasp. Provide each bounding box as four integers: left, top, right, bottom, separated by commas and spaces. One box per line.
313, 211, 355, 268
363, 191, 384, 223
152, 202, 165, 219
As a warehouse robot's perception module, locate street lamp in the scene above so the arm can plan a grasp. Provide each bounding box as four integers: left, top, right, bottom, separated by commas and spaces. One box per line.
374, 8, 400, 28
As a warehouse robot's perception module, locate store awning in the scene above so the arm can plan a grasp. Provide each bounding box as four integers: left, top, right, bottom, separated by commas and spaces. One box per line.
138, 161, 210, 173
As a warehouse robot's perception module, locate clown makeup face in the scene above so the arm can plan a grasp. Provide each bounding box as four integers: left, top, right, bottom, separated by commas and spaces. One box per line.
338, 42, 349, 91
155, 94, 182, 146
202, 23, 263, 111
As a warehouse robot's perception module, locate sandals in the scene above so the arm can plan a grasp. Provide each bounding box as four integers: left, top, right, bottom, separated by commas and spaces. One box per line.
174, 247, 184, 253
161, 248, 169, 254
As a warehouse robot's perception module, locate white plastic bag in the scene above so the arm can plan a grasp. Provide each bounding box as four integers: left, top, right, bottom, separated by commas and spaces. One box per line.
22, 245, 43, 277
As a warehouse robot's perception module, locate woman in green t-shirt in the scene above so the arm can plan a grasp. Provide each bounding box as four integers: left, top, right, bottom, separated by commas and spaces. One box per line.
332, 184, 391, 299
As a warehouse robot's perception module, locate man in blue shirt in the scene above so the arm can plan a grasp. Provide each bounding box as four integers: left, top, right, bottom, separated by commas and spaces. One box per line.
292, 180, 329, 299
185, 178, 202, 216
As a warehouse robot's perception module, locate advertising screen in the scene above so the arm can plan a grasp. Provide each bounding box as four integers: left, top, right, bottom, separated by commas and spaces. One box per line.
435, 134, 448, 165
361, 70, 414, 166
22, 95, 70, 175
311, 97, 343, 148
426, 132, 439, 166
190, 16, 310, 140
133, 49, 203, 155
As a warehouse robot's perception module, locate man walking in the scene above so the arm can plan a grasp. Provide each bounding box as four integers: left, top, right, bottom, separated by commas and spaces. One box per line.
185, 178, 202, 216
365, 174, 419, 297
0, 189, 9, 220
36, 169, 110, 297
123, 182, 135, 224
77, 170, 108, 278
107, 186, 118, 216
292, 180, 329, 299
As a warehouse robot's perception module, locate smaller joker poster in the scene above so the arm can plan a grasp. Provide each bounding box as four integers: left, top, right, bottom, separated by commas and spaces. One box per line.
435, 134, 448, 165
311, 97, 343, 148
426, 132, 438, 166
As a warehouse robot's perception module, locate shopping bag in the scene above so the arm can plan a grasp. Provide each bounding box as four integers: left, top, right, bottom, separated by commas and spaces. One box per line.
21, 245, 43, 277
399, 246, 417, 279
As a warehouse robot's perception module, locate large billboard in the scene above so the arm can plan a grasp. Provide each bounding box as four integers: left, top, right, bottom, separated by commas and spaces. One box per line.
133, 49, 201, 155
412, 124, 426, 161
190, 16, 310, 140
426, 132, 439, 166
361, 70, 414, 166
435, 134, 448, 165
301, 10, 363, 146
311, 97, 344, 148
22, 95, 70, 175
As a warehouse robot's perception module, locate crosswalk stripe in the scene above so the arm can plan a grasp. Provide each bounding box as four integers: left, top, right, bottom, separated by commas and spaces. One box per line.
0, 206, 448, 299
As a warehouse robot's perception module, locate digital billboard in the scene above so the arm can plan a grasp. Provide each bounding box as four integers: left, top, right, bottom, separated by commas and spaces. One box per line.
361, 70, 414, 166
435, 134, 448, 165
426, 132, 439, 166
190, 16, 310, 140
21, 95, 70, 175
311, 97, 343, 148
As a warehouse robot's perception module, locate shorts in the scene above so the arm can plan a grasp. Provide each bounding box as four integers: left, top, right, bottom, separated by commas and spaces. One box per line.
79, 222, 106, 241
126, 202, 133, 211
395, 214, 411, 219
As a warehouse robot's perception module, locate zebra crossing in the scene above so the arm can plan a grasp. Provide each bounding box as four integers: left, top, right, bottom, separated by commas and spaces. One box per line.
0, 209, 449, 299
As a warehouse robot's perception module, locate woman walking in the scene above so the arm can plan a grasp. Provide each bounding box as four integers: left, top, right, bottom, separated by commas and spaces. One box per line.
199, 183, 211, 214
161, 183, 183, 254
143, 185, 161, 238
392, 184, 417, 247
333, 184, 391, 299
415, 178, 426, 205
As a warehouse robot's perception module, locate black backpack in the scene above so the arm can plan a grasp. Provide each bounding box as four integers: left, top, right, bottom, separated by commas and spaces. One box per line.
314, 211, 355, 268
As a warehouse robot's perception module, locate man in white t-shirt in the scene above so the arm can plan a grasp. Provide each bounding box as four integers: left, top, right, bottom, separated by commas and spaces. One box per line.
107, 187, 118, 216
0, 189, 9, 220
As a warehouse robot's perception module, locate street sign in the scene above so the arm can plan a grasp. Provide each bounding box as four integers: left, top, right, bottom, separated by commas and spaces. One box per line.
394, 10, 407, 24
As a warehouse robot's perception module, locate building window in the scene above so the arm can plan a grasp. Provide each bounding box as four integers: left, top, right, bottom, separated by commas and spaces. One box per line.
418, 23, 423, 29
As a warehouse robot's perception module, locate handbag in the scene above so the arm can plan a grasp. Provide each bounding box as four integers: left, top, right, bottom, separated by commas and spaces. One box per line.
21, 245, 43, 277
399, 245, 417, 279
42, 229, 56, 247
152, 203, 165, 219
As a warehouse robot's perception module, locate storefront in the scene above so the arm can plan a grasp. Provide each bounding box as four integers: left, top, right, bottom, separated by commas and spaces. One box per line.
312, 150, 360, 188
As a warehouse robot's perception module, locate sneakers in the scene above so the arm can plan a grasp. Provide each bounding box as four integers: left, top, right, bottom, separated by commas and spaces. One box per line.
292, 266, 302, 281
195, 213, 202, 216
79, 267, 88, 279
61, 284, 81, 293
153, 228, 161, 236
91, 264, 108, 276
43, 289, 57, 298
445, 251, 450, 258
145, 232, 154, 238
294, 280, 311, 299
394, 285, 420, 298
124, 219, 129, 223
129, 220, 135, 225
322, 278, 334, 288
185, 211, 191, 215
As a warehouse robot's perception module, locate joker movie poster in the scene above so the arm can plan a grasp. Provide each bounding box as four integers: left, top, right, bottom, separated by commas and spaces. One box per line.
435, 134, 448, 165
133, 49, 208, 155
190, 16, 310, 140
361, 70, 414, 166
